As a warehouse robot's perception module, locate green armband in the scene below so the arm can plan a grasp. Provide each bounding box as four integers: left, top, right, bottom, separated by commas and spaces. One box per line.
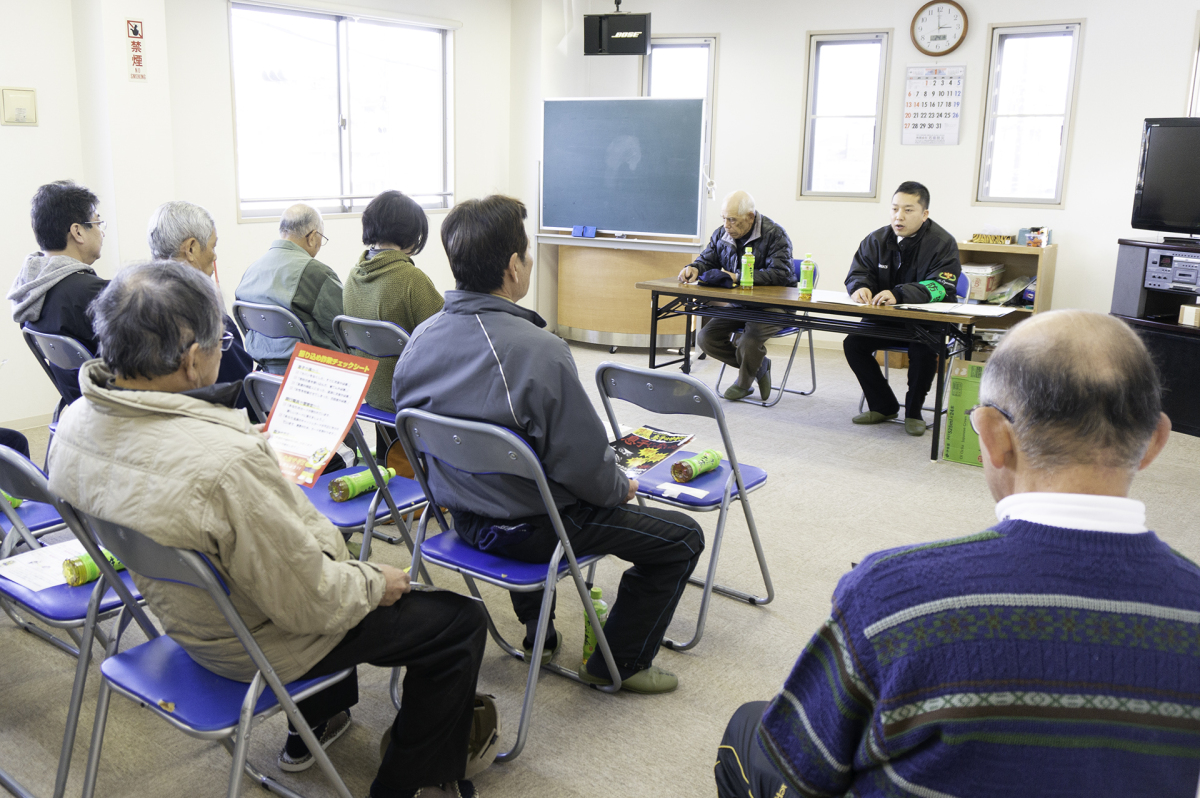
918, 280, 947, 302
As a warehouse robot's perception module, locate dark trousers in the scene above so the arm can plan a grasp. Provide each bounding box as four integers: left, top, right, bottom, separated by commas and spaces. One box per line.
698, 317, 785, 388
455, 502, 703, 678
715, 701, 787, 798
0, 429, 31, 461
293, 590, 487, 796
843, 332, 938, 419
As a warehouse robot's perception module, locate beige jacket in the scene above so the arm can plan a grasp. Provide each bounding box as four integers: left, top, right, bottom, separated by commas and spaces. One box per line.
48, 360, 387, 683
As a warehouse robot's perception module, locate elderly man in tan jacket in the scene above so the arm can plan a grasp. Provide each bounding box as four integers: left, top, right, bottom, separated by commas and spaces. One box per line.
48, 260, 488, 798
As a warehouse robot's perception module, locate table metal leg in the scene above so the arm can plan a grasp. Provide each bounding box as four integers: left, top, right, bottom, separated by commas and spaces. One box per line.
649, 291, 659, 369
930, 343, 947, 461
682, 312, 693, 374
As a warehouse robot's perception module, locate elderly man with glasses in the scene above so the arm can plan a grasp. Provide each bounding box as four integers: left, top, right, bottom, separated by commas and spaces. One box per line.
49, 260, 488, 798
714, 310, 1199, 798
148, 200, 254, 407
8, 181, 109, 403
235, 203, 343, 372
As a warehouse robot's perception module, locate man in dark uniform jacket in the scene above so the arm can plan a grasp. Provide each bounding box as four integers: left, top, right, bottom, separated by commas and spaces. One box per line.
678, 190, 795, 402
8, 181, 108, 405
843, 181, 960, 436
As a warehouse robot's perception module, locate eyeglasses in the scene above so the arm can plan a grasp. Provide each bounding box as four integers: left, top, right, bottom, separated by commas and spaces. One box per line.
967, 402, 1014, 435
80, 220, 107, 231
310, 230, 329, 245
183, 331, 235, 355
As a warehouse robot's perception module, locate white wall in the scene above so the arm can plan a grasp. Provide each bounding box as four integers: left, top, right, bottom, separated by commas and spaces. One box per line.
1, 0, 513, 428
525, 0, 1200, 320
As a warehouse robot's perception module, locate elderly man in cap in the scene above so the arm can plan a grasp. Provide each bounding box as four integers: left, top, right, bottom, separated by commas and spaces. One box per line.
715, 310, 1198, 798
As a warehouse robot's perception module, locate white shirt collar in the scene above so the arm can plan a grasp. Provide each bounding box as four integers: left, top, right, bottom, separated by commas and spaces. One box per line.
994, 492, 1147, 534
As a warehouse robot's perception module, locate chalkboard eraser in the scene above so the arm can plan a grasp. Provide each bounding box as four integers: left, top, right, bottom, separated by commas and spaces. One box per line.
571, 225, 584, 237
584, 226, 597, 238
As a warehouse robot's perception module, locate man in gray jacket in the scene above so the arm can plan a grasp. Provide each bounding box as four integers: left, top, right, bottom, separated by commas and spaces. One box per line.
393, 195, 704, 694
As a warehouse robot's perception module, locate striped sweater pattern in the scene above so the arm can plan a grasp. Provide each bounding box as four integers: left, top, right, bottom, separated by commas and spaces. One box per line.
757, 519, 1200, 797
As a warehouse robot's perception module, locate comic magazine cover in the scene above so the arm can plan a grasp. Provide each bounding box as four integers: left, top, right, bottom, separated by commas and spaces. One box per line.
609, 426, 694, 478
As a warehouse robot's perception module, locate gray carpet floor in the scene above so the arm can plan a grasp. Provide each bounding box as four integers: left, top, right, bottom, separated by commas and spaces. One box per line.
3, 342, 1198, 798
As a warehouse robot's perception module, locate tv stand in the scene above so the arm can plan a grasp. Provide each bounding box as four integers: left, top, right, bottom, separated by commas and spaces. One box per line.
1163, 235, 1200, 247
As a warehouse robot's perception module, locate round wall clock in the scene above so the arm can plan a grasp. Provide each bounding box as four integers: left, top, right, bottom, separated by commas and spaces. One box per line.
911, 1, 968, 57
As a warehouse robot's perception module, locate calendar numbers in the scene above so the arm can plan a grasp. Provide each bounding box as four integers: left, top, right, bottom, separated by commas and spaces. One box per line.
902, 66, 964, 145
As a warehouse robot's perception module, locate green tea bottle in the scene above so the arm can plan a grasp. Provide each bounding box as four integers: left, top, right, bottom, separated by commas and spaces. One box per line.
739, 247, 755, 290
63, 549, 127, 587
328, 468, 397, 502
581, 586, 608, 667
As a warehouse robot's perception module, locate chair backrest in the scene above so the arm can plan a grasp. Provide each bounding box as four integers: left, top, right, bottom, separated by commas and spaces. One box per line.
231, 301, 312, 345
242, 372, 283, 425
332, 315, 409, 360
22, 326, 94, 371
956, 272, 969, 299
594, 361, 744, 472
395, 409, 548, 486
791, 258, 821, 287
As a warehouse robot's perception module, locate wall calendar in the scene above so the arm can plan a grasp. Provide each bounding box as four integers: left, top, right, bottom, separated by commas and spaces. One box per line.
902, 65, 964, 145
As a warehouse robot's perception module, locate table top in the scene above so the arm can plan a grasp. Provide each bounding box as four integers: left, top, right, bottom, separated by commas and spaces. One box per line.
636, 278, 1029, 327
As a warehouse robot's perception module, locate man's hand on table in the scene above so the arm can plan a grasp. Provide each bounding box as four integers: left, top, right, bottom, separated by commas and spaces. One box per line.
678, 265, 699, 283
378, 564, 412, 606
851, 287, 874, 304
870, 290, 897, 307
624, 478, 639, 503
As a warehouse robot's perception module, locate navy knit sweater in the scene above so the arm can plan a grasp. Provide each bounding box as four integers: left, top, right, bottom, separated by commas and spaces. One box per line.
758, 519, 1200, 797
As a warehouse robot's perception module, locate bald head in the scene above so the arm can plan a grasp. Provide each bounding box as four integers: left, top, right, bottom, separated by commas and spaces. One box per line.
980, 310, 1163, 471
279, 203, 325, 257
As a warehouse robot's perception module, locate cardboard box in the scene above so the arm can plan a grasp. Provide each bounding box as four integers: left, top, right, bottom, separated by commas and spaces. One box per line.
961, 263, 1005, 301
943, 359, 985, 467
1180, 303, 1200, 328
876, 350, 909, 369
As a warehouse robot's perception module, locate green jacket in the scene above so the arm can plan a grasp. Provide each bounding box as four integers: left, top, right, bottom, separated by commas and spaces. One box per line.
343, 249, 444, 411
234, 239, 344, 370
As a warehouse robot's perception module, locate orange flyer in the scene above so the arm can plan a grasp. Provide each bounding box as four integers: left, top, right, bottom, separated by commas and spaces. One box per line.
262, 344, 377, 486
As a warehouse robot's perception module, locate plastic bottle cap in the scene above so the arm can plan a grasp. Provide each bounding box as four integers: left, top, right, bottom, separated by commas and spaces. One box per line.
590, 586, 602, 599
805, 253, 813, 258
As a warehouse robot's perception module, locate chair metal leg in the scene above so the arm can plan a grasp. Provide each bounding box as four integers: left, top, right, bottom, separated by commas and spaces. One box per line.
1, 598, 82, 658
495, 571, 560, 763
715, 329, 816, 408
389, 666, 402, 712
226, 674, 266, 798
0, 768, 36, 798
51, 580, 108, 798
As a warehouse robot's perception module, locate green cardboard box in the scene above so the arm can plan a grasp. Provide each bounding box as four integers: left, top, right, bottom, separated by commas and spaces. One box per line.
942, 359, 985, 467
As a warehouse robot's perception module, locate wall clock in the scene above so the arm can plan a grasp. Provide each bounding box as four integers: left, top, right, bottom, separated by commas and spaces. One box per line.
911, 1, 968, 57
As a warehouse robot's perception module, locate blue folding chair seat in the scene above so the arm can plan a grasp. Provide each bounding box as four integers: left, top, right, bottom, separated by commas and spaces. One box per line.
634, 450, 768, 506
300, 467, 427, 530
597, 362, 775, 652
0, 498, 63, 536
99, 634, 349, 734
419, 527, 606, 587
354, 402, 396, 426
0, 571, 139, 624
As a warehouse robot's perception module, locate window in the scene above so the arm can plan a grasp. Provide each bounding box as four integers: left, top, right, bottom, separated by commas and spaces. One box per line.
642, 37, 716, 189
1190, 16, 1200, 116
977, 23, 1081, 205
799, 32, 890, 199
230, 4, 452, 217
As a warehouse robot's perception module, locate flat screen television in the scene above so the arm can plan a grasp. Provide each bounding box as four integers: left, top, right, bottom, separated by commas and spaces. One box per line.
1131, 118, 1200, 236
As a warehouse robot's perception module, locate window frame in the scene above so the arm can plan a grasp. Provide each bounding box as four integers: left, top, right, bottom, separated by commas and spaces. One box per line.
640, 36, 718, 197
227, 1, 456, 221
1189, 12, 1200, 116
973, 20, 1084, 209
796, 29, 892, 202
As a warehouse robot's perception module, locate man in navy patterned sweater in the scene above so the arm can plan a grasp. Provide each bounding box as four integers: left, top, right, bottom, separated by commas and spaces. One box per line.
716, 309, 1199, 797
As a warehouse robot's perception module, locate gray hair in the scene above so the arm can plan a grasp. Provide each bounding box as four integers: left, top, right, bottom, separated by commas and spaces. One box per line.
88, 260, 224, 380
147, 201, 215, 260
279, 204, 323, 238
979, 310, 1163, 471
723, 190, 755, 217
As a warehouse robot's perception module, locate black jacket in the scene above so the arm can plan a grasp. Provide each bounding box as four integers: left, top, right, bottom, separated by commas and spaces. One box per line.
692, 213, 795, 288
25, 270, 107, 403
845, 219, 960, 303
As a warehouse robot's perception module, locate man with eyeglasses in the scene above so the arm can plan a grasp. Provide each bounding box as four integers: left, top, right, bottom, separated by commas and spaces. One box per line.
716, 310, 1198, 797
8, 181, 109, 403
677, 190, 795, 402
235, 203, 344, 373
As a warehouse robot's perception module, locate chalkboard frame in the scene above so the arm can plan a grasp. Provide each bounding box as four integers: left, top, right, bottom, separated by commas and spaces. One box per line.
540, 97, 706, 240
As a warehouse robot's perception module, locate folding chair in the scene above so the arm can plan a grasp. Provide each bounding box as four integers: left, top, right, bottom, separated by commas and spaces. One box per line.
0, 446, 143, 798
74, 511, 356, 798
21, 326, 95, 467
230, 300, 311, 372
396, 408, 621, 762
595, 361, 773, 651
712, 260, 819, 407
241, 372, 429, 572
331, 315, 409, 431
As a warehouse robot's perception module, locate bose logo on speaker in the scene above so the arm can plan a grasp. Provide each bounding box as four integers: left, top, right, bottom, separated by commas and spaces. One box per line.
612, 31, 642, 38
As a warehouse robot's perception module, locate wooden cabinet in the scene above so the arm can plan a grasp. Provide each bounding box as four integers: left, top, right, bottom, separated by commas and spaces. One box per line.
957, 242, 1057, 313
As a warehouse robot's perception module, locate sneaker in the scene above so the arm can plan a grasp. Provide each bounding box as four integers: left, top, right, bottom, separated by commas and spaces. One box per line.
723, 384, 754, 401
904, 418, 927, 436
578, 664, 678, 694
441, 780, 478, 798
520, 630, 560, 667
279, 710, 352, 772
755, 358, 772, 401
852, 411, 899, 425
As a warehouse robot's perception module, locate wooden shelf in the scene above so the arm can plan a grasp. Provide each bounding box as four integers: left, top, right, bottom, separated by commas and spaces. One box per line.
958, 242, 1057, 313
